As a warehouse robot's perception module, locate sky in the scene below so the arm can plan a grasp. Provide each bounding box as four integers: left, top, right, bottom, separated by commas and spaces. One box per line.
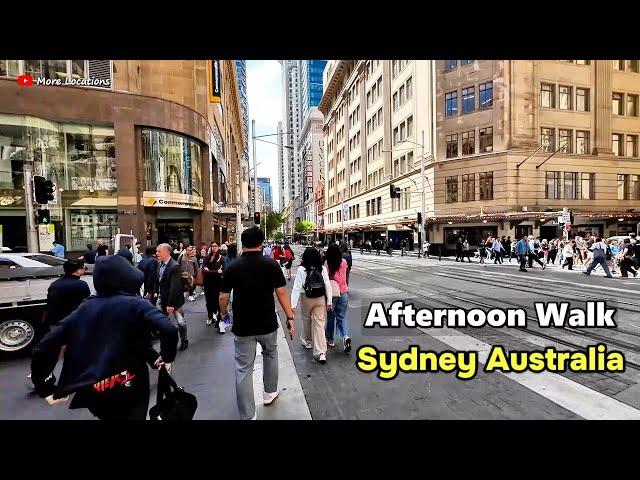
247, 60, 282, 210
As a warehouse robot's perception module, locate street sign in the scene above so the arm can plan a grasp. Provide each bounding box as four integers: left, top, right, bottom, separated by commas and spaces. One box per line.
342, 202, 349, 221
38, 224, 55, 252
560, 211, 571, 224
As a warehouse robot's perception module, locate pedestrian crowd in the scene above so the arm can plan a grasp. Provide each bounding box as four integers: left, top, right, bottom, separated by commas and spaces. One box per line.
29, 228, 354, 421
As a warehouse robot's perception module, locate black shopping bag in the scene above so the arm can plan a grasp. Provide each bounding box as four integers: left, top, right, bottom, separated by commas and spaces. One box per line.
149, 367, 198, 421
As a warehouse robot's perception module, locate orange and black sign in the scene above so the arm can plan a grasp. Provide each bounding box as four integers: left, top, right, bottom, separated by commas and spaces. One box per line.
209, 60, 221, 103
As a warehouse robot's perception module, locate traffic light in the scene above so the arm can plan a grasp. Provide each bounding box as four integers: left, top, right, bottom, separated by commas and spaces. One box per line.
37, 209, 50, 224
33, 175, 55, 204
417, 212, 422, 225
390, 184, 401, 199
254, 211, 261, 225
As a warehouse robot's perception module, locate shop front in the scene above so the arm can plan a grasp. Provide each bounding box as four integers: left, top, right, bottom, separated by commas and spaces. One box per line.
0, 114, 117, 254
140, 128, 205, 249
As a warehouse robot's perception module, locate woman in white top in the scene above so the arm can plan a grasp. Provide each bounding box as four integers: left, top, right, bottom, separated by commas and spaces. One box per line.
290, 247, 333, 364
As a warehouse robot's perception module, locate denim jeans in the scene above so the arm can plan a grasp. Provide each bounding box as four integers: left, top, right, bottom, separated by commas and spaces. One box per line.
326, 292, 349, 341
234, 330, 279, 420
586, 256, 612, 276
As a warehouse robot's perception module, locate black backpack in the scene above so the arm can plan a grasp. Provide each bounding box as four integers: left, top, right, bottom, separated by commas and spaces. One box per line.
303, 266, 326, 298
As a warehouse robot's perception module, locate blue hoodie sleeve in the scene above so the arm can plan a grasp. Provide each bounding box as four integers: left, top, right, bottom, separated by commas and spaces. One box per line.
30, 313, 75, 398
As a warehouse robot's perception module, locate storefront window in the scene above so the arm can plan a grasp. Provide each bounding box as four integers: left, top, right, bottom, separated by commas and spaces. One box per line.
68, 209, 118, 251
0, 114, 117, 251
141, 128, 203, 198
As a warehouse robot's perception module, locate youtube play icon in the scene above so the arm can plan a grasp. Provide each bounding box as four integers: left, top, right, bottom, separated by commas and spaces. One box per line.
17, 75, 33, 86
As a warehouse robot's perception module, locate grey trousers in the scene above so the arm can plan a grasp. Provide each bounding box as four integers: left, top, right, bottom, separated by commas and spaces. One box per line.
234, 330, 278, 420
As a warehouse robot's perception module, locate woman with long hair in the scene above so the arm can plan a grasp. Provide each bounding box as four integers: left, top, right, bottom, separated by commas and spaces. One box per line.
324, 244, 351, 353
290, 247, 333, 363
202, 242, 223, 329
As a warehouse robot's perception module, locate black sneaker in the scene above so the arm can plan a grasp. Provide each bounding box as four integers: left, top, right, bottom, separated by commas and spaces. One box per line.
179, 339, 189, 351
344, 336, 352, 353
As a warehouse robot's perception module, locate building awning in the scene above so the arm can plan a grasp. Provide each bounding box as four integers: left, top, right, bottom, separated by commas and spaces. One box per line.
426, 210, 640, 225
69, 197, 118, 208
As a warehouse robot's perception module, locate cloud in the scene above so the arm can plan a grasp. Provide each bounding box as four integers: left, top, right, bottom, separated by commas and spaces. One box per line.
247, 60, 282, 209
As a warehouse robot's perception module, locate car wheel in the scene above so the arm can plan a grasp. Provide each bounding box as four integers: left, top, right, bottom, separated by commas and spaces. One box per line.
0, 318, 36, 355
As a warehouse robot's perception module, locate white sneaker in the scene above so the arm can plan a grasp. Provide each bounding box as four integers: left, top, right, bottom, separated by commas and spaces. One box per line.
263, 390, 279, 405
317, 353, 327, 364
206, 317, 213, 326
300, 337, 312, 349
250, 413, 257, 420
218, 321, 226, 334
327, 339, 336, 347
188, 296, 195, 302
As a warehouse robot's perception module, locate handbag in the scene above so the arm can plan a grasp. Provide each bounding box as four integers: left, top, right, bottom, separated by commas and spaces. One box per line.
194, 268, 204, 286
149, 367, 198, 421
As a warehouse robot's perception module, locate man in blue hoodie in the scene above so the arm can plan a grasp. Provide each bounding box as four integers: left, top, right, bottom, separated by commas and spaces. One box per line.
30, 255, 178, 420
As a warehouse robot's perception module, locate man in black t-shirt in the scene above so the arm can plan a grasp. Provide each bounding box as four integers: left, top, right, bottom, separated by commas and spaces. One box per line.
220, 227, 296, 420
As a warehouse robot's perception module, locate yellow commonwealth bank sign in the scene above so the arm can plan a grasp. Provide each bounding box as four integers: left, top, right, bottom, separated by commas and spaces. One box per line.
142, 192, 204, 210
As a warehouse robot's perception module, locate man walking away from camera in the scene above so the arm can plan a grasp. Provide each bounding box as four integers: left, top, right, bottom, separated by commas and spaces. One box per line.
44, 259, 91, 330
219, 227, 296, 420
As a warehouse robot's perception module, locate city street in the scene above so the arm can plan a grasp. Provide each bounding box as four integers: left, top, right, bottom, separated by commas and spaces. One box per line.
2, 248, 639, 420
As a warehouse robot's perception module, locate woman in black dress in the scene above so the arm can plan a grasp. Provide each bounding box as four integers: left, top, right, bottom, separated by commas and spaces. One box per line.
202, 242, 223, 328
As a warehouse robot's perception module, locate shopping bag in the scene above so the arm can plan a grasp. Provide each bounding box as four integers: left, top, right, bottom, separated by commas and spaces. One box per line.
149, 367, 198, 421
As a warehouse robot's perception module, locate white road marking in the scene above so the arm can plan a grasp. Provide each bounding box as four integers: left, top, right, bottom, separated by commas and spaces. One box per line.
252, 313, 312, 420
416, 326, 640, 420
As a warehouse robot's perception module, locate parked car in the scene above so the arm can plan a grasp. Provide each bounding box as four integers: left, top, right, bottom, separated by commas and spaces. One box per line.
0, 255, 94, 357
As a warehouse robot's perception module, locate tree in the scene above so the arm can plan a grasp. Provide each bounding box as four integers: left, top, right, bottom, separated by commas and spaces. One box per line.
273, 231, 284, 241
262, 211, 284, 238
295, 220, 315, 234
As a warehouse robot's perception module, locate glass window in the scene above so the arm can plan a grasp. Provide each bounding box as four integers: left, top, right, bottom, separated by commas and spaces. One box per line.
581, 173, 595, 200
445, 91, 458, 116
462, 86, 475, 113
71, 60, 85, 80
618, 174, 625, 200
462, 174, 475, 202
393, 92, 398, 111
541, 127, 555, 152
616, 174, 638, 200
546, 171, 561, 199
559, 129, 572, 153
479, 82, 493, 108
406, 115, 413, 137
479, 126, 493, 153
446, 176, 458, 202
564, 172, 578, 199
479, 172, 493, 200
69, 210, 118, 251
445, 60, 457, 71
627, 94, 638, 116
559, 86, 572, 110
541, 83, 555, 108
461, 60, 473, 65
612, 133, 623, 156
576, 131, 589, 154
628, 60, 639, 72
141, 128, 203, 198
446, 134, 458, 158
462, 130, 475, 155
406, 77, 413, 99
0, 60, 20, 77
612, 92, 623, 115
399, 85, 405, 104
576, 88, 589, 112
627, 135, 638, 157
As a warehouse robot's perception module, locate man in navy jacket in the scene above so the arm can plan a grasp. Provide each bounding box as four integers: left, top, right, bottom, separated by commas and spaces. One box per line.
31, 255, 178, 420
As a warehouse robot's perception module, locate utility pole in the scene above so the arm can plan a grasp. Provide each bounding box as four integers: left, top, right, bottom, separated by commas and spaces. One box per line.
251, 119, 258, 214
420, 129, 426, 258
24, 163, 39, 253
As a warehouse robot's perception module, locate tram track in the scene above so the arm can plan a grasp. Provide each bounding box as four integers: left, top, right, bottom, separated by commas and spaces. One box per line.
354, 259, 640, 371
